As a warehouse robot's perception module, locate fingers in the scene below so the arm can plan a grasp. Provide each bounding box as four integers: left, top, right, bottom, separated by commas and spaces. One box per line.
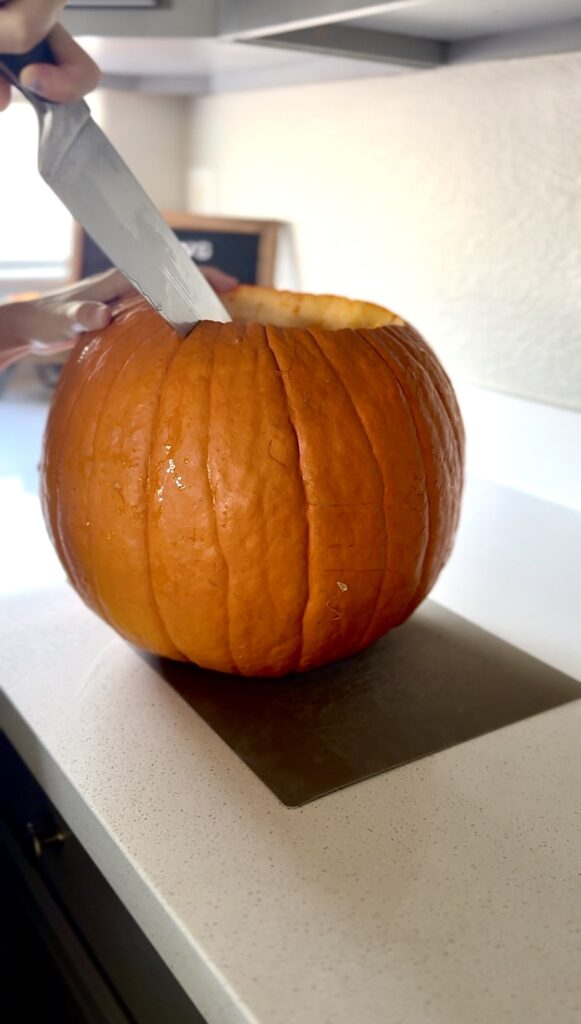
19, 24, 100, 102
65, 300, 113, 334
27, 297, 113, 349
200, 266, 239, 293
0, 1, 65, 54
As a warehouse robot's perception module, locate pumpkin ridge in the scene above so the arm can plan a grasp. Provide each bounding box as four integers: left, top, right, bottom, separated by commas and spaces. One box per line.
381, 327, 459, 607
307, 326, 388, 651
397, 324, 465, 480
263, 324, 310, 672
143, 326, 190, 660
55, 316, 140, 611
416, 326, 464, 533
357, 328, 432, 623
394, 324, 464, 556
205, 327, 237, 673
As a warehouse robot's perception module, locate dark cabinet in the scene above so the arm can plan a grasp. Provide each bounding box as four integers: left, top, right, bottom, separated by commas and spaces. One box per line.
0, 734, 206, 1024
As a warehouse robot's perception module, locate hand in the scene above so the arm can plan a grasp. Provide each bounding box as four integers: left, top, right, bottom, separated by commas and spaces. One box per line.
0, 270, 132, 372
0, 1, 100, 111
0, 266, 239, 373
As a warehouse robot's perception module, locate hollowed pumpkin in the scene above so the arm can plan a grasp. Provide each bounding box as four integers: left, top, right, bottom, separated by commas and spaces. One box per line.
41, 285, 464, 677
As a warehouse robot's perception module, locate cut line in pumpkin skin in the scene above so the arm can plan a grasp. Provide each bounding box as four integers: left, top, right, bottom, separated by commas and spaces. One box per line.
267, 437, 290, 468
306, 326, 387, 656
263, 324, 310, 674
357, 328, 432, 633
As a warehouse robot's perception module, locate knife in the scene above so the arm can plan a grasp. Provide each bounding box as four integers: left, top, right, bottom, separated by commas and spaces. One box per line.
0, 39, 230, 335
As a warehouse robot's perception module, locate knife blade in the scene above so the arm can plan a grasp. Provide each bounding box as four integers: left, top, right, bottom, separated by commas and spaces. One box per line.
0, 40, 230, 335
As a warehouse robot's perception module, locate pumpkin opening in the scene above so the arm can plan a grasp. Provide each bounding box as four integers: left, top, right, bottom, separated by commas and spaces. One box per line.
221, 285, 404, 331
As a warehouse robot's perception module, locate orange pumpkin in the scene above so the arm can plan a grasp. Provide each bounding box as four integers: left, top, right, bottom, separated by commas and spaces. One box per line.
41, 285, 464, 677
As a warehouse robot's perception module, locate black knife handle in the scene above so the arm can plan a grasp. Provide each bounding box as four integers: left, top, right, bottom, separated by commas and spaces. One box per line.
0, 37, 55, 91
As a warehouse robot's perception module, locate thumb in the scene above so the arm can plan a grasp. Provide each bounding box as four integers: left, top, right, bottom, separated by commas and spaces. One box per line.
200, 266, 239, 294
66, 301, 112, 334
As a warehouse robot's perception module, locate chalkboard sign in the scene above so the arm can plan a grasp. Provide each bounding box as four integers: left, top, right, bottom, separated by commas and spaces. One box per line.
71, 213, 280, 286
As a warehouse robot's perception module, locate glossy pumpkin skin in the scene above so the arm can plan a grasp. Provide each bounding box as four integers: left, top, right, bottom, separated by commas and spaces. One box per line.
41, 287, 464, 677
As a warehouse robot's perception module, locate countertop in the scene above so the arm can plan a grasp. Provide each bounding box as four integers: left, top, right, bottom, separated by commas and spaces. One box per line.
2, 584, 581, 1024
1, 392, 581, 1024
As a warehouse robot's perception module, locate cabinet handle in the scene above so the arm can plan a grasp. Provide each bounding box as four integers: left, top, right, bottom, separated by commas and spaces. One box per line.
26, 821, 71, 860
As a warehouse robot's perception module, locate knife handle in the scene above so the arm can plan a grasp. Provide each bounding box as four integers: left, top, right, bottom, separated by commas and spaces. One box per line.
0, 37, 55, 91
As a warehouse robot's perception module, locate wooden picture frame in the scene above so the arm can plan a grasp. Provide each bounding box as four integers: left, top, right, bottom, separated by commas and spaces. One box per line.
70, 213, 281, 287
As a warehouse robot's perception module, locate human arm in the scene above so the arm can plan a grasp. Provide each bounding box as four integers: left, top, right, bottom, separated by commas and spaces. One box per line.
0, 266, 238, 373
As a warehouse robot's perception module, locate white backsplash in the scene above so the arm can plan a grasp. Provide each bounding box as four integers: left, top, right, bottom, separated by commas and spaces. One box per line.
188, 51, 581, 411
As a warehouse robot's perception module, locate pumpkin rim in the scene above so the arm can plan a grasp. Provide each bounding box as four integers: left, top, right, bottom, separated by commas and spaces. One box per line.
220, 284, 405, 332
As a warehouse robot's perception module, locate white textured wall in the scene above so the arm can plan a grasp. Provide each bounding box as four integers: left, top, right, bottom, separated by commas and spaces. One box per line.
187, 53, 581, 410
99, 90, 188, 210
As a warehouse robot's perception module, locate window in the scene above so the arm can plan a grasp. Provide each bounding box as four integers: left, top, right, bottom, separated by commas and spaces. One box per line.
0, 98, 73, 282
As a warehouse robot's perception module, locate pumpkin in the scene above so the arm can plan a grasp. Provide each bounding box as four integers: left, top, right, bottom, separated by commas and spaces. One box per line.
41, 285, 464, 677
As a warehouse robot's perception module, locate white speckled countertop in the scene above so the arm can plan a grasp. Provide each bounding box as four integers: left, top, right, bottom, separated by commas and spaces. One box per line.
1, 394, 581, 1024
2, 583, 581, 1024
